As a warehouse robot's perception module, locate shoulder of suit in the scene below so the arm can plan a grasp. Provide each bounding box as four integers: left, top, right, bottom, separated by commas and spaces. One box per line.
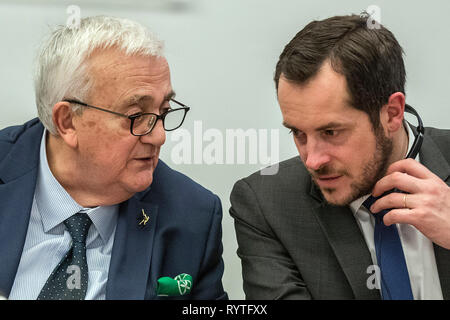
244, 156, 308, 181
0, 118, 42, 161
0, 118, 41, 142
425, 126, 450, 142
236, 156, 312, 194
425, 126, 450, 162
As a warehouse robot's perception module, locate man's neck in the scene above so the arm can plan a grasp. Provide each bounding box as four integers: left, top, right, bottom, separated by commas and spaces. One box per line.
389, 122, 410, 166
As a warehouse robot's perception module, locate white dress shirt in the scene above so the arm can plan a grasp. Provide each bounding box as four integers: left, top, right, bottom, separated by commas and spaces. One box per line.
9, 130, 118, 300
349, 124, 443, 299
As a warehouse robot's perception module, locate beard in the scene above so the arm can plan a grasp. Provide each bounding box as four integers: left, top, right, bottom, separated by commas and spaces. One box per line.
310, 126, 393, 206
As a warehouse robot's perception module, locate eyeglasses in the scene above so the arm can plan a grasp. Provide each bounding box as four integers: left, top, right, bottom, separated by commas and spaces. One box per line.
63, 98, 190, 136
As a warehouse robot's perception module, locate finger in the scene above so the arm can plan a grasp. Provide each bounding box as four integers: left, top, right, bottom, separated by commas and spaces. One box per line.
370, 192, 419, 213
385, 158, 435, 180
372, 171, 422, 197
382, 208, 416, 226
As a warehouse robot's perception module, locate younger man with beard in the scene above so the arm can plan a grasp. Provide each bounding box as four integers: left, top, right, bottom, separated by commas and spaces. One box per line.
230, 14, 450, 300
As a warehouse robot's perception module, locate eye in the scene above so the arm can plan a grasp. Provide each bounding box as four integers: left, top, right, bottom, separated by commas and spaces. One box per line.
125, 105, 143, 116
128, 112, 143, 119
130, 113, 145, 125
159, 101, 172, 114
288, 128, 298, 136
324, 130, 336, 136
289, 129, 307, 144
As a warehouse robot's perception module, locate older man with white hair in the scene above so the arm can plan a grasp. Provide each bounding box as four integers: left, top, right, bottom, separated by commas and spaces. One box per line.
0, 16, 227, 300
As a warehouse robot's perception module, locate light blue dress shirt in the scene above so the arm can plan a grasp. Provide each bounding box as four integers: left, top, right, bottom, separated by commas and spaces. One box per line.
9, 130, 118, 300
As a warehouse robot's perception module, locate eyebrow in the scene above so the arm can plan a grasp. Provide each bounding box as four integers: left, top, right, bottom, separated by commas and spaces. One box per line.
122, 91, 176, 107
282, 121, 296, 130
315, 122, 345, 131
165, 91, 176, 101
282, 121, 345, 131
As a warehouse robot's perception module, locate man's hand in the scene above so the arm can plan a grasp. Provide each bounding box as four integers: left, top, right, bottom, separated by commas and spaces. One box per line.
369, 158, 450, 249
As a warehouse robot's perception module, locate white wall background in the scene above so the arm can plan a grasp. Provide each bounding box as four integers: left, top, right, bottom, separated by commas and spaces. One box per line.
0, 0, 449, 299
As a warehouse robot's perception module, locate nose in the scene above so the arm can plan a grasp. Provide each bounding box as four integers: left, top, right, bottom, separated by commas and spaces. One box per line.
139, 119, 166, 146
302, 140, 331, 172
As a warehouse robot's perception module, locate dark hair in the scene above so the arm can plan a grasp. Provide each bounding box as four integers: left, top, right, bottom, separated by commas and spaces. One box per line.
274, 13, 406, 129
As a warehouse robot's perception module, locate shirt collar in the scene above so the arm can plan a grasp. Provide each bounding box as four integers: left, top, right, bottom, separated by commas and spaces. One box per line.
349, 194, 371, 216
82, 205, 118, 244
349, 121, 417, 215
35, 130, 117, 244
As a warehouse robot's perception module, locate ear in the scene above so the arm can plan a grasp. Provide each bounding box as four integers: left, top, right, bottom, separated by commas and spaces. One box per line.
52, 101, 78, 148
380, 92, 405, 136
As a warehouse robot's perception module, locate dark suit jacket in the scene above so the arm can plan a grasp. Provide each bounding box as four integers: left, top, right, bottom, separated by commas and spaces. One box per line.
0, 118, 227, 300
230, 126, 450, 299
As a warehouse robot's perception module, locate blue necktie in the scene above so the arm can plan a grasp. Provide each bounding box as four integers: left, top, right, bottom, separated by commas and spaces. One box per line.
363, 194, 413, 300
37, 212, 92, 300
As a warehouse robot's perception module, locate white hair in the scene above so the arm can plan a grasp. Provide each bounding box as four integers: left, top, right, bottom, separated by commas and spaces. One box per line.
34, 15, 165, 134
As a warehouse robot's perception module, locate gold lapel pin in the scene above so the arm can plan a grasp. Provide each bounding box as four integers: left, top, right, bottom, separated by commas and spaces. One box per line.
139, 209, 150, 227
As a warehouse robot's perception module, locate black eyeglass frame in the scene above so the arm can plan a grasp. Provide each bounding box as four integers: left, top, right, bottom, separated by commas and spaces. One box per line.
63, 98, 190, 136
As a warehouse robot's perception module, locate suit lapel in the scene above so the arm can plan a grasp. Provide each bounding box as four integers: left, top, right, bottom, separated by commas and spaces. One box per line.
106, 196, 159, 299
0, 121, 42, 297
313, 201, 380, 299
434, 244, 450, 299
0, 171, 37, 297
419, 133, 450, 183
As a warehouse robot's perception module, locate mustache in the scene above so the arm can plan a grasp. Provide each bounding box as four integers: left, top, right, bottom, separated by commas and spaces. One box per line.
309, 166, 348, 179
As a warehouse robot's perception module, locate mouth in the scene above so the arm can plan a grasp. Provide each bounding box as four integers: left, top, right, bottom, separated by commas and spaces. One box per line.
314, 175, 344, 188
134, 155, 156, 165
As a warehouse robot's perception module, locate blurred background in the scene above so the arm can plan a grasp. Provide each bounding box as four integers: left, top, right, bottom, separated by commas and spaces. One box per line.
1, 0, 449, 299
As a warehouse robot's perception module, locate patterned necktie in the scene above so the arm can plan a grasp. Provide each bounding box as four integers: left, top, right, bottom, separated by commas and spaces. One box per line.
37, 212, 92, 300
363, 194, 413, 300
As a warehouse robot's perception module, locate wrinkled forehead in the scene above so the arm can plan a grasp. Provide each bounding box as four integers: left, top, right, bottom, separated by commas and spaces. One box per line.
84, 47, 172, 105
86, 47, 170, 81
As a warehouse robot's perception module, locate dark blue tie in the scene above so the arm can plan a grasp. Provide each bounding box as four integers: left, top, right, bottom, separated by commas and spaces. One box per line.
37, 212, 92, 300
363, 194, 414, 300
